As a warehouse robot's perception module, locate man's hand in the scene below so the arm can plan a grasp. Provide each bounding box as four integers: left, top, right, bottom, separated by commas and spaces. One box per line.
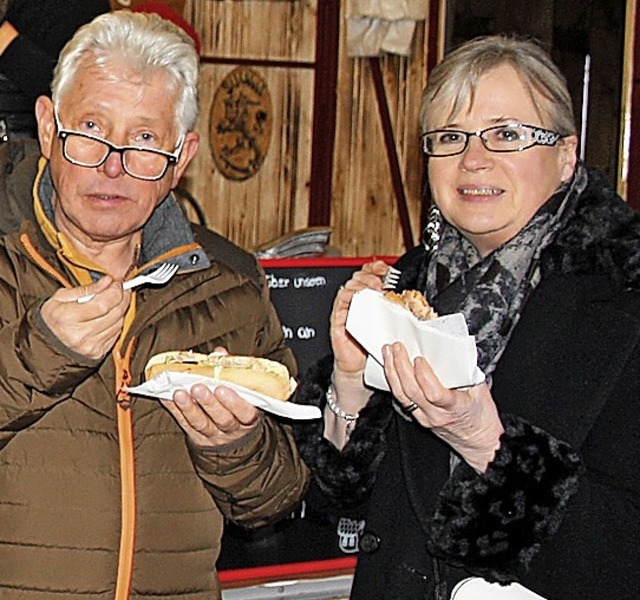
40, 276, 131, 359
162, 383, 262, 448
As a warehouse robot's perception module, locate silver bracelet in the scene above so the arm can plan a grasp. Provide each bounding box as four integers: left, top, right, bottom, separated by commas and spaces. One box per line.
325, 385, 359, 422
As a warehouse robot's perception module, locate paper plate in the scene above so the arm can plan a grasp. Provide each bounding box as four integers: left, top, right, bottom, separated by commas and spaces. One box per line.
126, 372, 321, 420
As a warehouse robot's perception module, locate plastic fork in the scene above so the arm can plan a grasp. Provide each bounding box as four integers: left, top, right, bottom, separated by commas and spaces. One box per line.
382, 265, 401, 290
77, 262, 179, 303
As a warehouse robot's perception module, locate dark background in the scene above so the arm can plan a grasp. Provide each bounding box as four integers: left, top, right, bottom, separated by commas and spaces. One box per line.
444, 0, 626, 188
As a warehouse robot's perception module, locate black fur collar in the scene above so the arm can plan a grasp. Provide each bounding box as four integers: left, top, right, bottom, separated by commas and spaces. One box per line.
543, 166, 640, 289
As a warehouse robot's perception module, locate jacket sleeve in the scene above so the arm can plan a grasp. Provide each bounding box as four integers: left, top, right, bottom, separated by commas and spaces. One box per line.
0, 300, 101, 446
183, 256, 308, 527
292, 354, 394, 508
188, 417, 309, 528
251, 260, 298, 377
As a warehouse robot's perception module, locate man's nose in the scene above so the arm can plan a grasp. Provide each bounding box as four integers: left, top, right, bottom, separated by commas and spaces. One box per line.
101, 149, 126, 178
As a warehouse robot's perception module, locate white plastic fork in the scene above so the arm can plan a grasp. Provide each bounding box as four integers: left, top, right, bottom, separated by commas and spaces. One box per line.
382, 265, 401, 290
77, 262, 179, 303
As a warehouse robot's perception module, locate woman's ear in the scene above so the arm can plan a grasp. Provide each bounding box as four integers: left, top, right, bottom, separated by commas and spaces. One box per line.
559, 134, 578, 182
35, 96, 56, 160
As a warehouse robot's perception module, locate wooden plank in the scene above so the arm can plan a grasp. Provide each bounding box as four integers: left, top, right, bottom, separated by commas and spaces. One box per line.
329, 16, 428, 256
189, 0, 317, 62
181, 0, 430, 257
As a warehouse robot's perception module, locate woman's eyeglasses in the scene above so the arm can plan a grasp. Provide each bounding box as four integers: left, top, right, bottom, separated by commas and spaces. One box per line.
421, 123, 563, 157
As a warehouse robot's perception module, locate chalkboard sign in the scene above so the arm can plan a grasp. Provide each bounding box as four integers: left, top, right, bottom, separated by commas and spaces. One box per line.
261, 257, 372, 375
217, 256, 397, 573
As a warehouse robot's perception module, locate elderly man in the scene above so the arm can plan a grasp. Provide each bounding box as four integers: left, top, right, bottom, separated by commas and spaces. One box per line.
0, 11, 308, 599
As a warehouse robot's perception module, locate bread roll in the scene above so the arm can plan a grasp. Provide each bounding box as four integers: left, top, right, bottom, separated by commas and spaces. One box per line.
144, 351, 294, 401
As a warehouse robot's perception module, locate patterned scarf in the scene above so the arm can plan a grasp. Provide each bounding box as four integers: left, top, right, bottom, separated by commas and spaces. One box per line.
423, 164, 588, 378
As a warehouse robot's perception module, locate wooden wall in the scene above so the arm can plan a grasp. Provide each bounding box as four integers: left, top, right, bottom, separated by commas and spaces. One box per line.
181, 0, 430, 257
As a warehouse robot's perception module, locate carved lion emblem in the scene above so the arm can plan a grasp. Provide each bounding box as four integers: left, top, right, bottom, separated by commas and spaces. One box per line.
209, 67, 272, 181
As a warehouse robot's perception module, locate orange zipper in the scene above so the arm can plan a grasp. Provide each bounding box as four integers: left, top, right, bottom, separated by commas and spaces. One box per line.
19, 233, 72, 288
113, 338, 137, 600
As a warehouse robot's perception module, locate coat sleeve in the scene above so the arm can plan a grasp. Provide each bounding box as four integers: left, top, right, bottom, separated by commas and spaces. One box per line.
426, 413, 582, 582
426, 335, 640, 599
292, 354, 394, 508
188, 418, 309, 528
0, 300, 101, 446
184, 258, 309, 527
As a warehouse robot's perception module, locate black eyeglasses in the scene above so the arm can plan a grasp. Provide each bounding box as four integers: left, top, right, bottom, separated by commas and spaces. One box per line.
54, 111, 184, 181
421, 123, 563, 157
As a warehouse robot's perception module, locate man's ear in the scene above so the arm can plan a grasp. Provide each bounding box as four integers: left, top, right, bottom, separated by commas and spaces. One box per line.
170, 131, 199, 188
559, 134, 578, 182
35, 96, 56, 160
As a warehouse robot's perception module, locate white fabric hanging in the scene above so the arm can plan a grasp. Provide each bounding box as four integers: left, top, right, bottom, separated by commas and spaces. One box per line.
346, 0, 428, 57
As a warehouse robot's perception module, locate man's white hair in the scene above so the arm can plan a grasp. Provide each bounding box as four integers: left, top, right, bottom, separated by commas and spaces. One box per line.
52, 11, 199, 136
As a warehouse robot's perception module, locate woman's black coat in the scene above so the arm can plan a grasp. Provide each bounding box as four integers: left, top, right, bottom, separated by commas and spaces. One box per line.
293, 167, 640, 600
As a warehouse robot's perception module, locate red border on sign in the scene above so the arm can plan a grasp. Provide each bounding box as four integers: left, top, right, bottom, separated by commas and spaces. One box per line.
219, 556, 358, 586
258, 255, 398, 268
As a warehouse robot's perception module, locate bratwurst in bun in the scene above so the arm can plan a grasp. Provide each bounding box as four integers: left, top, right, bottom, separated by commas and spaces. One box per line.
144, 351, 295, 401
383, 290, 438, 321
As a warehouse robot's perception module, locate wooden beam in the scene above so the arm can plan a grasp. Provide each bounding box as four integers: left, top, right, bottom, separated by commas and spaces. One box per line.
308, 0, 340, 226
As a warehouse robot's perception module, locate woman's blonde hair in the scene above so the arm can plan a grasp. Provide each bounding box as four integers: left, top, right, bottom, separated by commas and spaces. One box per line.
420, 35, 576, 136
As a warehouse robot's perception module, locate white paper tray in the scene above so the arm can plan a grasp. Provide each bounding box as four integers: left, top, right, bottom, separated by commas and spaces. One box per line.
126, 372, 321, 420
451, 578, 547, 599
346, 289, 484, 390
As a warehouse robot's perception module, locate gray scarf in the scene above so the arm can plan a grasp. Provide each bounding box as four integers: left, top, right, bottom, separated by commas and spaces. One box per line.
424, 164, 588, 378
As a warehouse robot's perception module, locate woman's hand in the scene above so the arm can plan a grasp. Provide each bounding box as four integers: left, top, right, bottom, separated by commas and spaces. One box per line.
331, 260, 390, 379
383, 342, 504, 472
324, 260, 391, 448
